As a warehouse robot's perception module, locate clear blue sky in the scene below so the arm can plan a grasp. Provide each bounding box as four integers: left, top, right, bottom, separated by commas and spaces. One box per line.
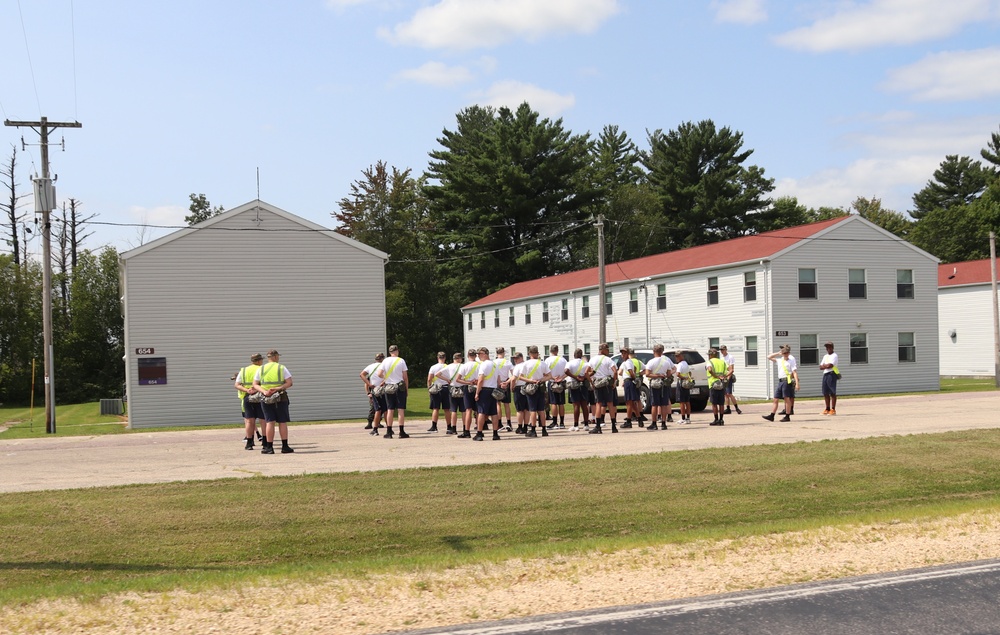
3, 0, 999, 253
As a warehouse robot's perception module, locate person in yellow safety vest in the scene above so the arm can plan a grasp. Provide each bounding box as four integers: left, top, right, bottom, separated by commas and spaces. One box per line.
619, 348, 643, 428
819, 341, 840, 415
234, 352, 265, 450
375, 344, 409, 439
252, 349, 294, 454
707, 348, 729, 426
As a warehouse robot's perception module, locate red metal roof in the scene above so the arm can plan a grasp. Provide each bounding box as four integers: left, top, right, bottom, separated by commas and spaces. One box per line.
465, 216, 852, 309
939, 259, 996, 288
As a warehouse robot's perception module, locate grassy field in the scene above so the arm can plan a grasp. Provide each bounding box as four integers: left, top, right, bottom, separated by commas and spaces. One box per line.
2, 428, 1000, 605
1, 377, 995, 440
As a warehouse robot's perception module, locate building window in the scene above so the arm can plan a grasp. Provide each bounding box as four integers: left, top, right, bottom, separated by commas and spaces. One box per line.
584, 343, 591, 356
898, 332, 916, 362
467, 313, 472, 331
800, 334, 819, 365
656, 283, 666, 310
897, 269, 914, 299
623, 337, 630, 349
509, 307, 514, 326
850, 332, 868, 364
709, 337, 720, 350
848, 268, 867, 299
494, 309, 500, 328
542, 301, 549, 323
605, 291, 613, 316
582, 296, 590, 319
799, 268, 818, 299
562, 344, 569, 358
745, 336, 758, 367
561, 299, 569, 320
743, 271, 756, 302
707, 277, 719, 306
525, 304, 531, 325
480, 311, 485, 330
629, 288, 639, 314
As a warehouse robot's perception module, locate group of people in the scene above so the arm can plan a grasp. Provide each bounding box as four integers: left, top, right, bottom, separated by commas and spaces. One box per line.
233, 349, 294, 454
358, 342, 750, 441
760, 340, 840, 422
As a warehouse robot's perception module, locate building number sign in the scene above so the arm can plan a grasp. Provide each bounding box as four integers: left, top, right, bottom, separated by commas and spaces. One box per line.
135, 348, 155, 355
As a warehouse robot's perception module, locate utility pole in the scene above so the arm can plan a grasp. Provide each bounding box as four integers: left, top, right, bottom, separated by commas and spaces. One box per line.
597, 214, 606, 349
4, 117, 82, 434
991, 231, 999, 389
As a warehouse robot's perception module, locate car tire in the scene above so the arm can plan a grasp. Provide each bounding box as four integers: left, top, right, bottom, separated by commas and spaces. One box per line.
691, 397, 708, 413
639, 384, 651, 414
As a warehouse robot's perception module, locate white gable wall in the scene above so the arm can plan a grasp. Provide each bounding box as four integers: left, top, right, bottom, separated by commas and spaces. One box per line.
939, 285, 998, 376
122, 203, 386, 428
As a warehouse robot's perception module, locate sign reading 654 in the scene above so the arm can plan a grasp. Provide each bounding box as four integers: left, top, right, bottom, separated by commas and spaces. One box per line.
135, 348, 155, 355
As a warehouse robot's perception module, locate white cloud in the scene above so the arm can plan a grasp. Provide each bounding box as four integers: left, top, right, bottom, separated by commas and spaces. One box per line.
472, 80, 575, 117
380, 0, 621, 50
883, 47, 1000, 101
773, 115, 996, 212
394, 61, 476, 87
774, 0, 1000, 52
711, 0, 767, 25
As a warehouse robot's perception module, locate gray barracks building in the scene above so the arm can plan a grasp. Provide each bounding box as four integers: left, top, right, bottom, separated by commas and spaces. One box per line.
120, 200, 387, 428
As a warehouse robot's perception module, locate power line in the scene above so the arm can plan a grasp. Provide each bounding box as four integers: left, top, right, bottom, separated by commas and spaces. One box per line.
16, 0, 43, 116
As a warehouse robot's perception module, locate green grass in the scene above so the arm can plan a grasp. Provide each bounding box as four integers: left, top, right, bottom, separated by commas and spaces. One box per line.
2, 429, 1000, 605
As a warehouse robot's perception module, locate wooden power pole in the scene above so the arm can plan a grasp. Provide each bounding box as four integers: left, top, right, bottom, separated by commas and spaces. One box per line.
4, 117, 82, 434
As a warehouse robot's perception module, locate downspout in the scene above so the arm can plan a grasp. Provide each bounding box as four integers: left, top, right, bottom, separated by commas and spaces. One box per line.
761, 259, 771, 399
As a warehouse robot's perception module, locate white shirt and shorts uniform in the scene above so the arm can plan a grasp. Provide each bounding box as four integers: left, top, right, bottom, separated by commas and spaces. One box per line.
379, 356, 408, 410
545, 354, 568, 405
428, 362, 451, 411
645, 355, 674, 407
821, 351, 839, 396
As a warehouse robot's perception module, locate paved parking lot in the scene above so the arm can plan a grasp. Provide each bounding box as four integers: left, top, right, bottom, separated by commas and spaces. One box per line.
1, 391, 998, 493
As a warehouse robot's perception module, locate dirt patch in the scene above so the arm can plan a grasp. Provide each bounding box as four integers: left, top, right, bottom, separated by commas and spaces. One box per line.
4, 510, 1000, 634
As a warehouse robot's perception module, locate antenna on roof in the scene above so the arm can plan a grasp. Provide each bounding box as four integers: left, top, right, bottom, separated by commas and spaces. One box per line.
948, 267, 957, 279
254, 167, 262, 226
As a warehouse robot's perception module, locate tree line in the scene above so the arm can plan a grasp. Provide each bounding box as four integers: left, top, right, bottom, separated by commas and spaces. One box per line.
334, 103, 1000, 375
2, 107, 998, 403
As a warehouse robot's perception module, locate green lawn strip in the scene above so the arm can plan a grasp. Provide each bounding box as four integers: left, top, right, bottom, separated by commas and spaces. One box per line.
2, 429, 1000, 605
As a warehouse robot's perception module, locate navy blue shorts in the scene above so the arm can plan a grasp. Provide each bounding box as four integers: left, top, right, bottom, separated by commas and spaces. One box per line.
548, 384, 566, 405
726, 377, 735, 395
242, 396, 264, 420
386, 387, 407, 411
649, 384, 670, 407
587, 388, 596, 405
513, 389, 528, 412
462, 387, 477, 410
476, 390, 497, 415
430, 390, 451, 410
822, 373, 837, 396
710, 389, 725, 406
595, 384, 614, 405
675, 386, 690, 403
497, 386, 511, 403
526, 390, 546, 413
569, 386, 588, 404
775, 380, 794, 399
262, 400, 290, 423
450, 391, 465, 412
623, 379, 641, 402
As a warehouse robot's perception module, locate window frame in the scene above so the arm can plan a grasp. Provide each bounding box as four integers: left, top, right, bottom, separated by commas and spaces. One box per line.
799, 268, 818, 300
800, 334, 819, 365
629, 288, 639, 314
524, 303, 531, 325
582, 295, 590, 319
707, 276, 719, 306
656, 283, 666, 311
897, 269, 915, 299
561, 299, 569, 321
743, 271, 757, 303
494, 309, 500, 328
480, 311, 485, 330
848, 268, 867, 300
542, 301, 549, 323
467, 313, 472, 331
508, 306, 514, 327
745, 336, 758, 367
898, 332, 916, 363
605, 291, 613, 316
850, 332, 868, 364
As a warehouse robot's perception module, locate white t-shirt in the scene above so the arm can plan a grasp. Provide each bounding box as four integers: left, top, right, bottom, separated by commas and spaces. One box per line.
428, 362, 449, 388
379, 356, 408, 384
477, 359, 498, 388
821, 351, 839, 374
363, 362, 383, 388
722, 353, 735, 370
778, 355, 798, 382
495, 357, 512, 384
511, 361, 525, 387
588, 354, 616, 379
457, 359, 480, 386
619, 358, 642, 380
565, 358, 587, 380
645, 355, 674, 377
441, 362, 461, 385
545, 355, 567, 379
676, 360, 690, 379
520, 357, 550, 382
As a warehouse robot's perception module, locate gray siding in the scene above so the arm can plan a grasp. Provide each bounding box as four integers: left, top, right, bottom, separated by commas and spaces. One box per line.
122, 203, 386, 428
767, 220, 939, 396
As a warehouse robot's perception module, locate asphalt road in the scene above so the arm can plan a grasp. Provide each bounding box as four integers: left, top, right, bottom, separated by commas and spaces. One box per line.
395, 559, 1000, 635
1, 391, 998, 493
